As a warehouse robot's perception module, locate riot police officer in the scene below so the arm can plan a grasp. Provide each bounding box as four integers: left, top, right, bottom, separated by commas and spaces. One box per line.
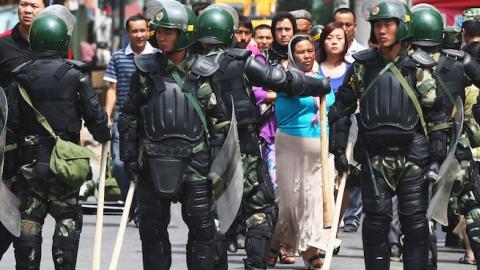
119, 2, 224, 269
411, 5, 480, 269
329, 2, 443, 269
194, 5, 331, 270
8, 5, 110, 270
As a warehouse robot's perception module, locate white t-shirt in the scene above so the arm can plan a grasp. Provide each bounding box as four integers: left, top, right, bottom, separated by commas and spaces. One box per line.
345, 39, 367, 64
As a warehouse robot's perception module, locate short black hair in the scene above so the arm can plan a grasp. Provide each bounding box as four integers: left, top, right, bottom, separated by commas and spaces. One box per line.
254, 24, 271, 37
464, 20, 480, 37
19, 0, 49, 8
125, 14, 148, 32
334, 7, 356, 22
238, 15, 253, 32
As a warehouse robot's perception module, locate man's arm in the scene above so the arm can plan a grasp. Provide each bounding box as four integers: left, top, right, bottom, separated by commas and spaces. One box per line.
105, 82, 117, 121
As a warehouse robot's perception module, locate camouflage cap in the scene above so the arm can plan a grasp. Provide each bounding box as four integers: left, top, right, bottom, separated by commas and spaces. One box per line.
463, 8, 480, 23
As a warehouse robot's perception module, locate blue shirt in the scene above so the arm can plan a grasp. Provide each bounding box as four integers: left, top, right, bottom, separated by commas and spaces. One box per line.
319, 63, 351, 93
276, 74, 336, 138
103, 42, 155, 108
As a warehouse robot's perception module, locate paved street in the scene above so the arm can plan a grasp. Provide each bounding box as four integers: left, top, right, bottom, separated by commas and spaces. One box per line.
0, 202, 477, 270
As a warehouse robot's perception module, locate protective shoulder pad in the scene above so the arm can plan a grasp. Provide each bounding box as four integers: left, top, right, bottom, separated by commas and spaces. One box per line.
225, 48, 252, 60
352, 48, 376, 63
191, 55, 219, 77
441, 49, 465, 59
134, 52, 162, 73
11, 60, 32, 74
65, 59, 89, 72
410, 49, 437, 68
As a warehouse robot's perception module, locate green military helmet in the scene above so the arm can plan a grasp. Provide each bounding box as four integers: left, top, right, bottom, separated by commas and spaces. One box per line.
149, 0, 191, 50
443, 26, 462, 50
196, 4, 238, 47
463, 8, 480, 24
367, 0, 413, 41
176, 5, 197, 50
311, 25, 324, 42
30, 5, 75, 55
411, 5, 444, 47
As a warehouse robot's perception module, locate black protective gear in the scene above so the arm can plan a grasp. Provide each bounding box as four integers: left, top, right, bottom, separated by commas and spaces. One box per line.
464, 41, 480, 63
359, 56, 419, 147
214, 232, 228, 270
361, 158, 429, 270
138, 178, 172, 270
464, 52, 480, 88
435, 50, 467, 114
244, 222, 271, 269
329, 116, 351, 154
52, 229, 80, 270
182, 180, 216, 270
14, 234, 42, 270
0, 223, 13, 260
334, 153, 349, 175
124, 161, 139, 181
428, 228, 438, 270
118, 113, 138, 162
10, 57, 109, 166
429, 130, 448, 163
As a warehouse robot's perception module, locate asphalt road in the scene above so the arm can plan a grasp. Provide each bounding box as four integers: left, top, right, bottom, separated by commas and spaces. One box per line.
0, 202, 477, 270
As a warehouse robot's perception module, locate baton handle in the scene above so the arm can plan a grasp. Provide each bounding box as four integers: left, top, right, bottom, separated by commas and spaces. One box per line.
109, 179, 137, 270
92, 141, 110, 270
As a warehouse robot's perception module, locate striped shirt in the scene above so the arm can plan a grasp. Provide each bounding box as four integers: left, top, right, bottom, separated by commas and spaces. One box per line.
103, 42, 155, 107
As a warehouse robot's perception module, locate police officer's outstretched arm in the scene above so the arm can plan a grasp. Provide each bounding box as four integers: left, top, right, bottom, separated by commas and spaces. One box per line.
78, 72, 111, 144
243, 55, 332, 97
328, 65, 358, 174
118, 71, 142, 179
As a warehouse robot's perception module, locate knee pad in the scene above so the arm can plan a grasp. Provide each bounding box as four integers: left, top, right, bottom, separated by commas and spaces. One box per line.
52, 229, 81, 270
244, 221, 272, 269
139, 221, 172, 270
186, 238, 215, 270
14, 235, 42, 270
182, 180, 215, 243
362, 214, 391, 245
214, 233, 228, 270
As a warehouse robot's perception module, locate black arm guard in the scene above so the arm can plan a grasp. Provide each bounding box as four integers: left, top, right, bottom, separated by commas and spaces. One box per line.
78, 73, 110, 143
244, 56, 331, 96
464, 53, 480, 89
118, 113, 138, 162
329, 116, 351, 154
119, 72, 142, 162
429, 114, 449, 163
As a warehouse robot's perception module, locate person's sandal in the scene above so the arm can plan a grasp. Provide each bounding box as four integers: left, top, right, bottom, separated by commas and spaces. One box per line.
267, 249, 278, 267
458, 253, 476, 265
303, 254, 323, 269
278, 245, 295, 264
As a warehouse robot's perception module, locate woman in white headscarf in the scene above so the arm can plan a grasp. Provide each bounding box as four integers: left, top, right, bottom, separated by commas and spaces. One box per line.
269, 34, 335, 269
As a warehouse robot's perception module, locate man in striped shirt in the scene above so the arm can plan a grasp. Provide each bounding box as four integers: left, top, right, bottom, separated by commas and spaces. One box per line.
103, 14, 155, 203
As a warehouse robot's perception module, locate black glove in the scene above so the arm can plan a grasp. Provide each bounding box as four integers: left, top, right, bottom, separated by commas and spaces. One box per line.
429, 130, 447, 163
124, 161, 139, 182
334, 153, 349, 175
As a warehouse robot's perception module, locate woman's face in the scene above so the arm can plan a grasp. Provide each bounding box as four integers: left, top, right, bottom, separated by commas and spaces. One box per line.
324, 28, 345, 57
293, 39, 315, 72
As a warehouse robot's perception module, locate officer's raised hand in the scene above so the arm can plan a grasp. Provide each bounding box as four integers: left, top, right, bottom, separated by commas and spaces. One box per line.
334, 151, 349, 175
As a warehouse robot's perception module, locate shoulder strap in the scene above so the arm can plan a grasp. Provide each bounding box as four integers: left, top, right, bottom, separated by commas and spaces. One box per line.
360, 62, 394, 101
433, 71, 456, 106
170, 70, 210, 140
388, 64, 428, 137
17, 84, 57, 139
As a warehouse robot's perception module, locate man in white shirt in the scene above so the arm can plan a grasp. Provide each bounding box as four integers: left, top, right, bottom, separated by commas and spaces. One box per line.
334, 7, 367, 64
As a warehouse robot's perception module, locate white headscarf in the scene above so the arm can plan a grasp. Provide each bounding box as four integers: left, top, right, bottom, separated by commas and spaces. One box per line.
287, 34, 319, 74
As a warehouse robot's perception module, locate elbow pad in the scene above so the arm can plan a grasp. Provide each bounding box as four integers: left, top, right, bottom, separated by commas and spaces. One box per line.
284, 69, 331, 97
118, 113, 138, 162
244, 56, 287, 89
464, 53, 480, 88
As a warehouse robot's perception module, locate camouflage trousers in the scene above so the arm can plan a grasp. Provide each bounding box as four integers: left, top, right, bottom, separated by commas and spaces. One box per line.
14, 167, 82, 270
